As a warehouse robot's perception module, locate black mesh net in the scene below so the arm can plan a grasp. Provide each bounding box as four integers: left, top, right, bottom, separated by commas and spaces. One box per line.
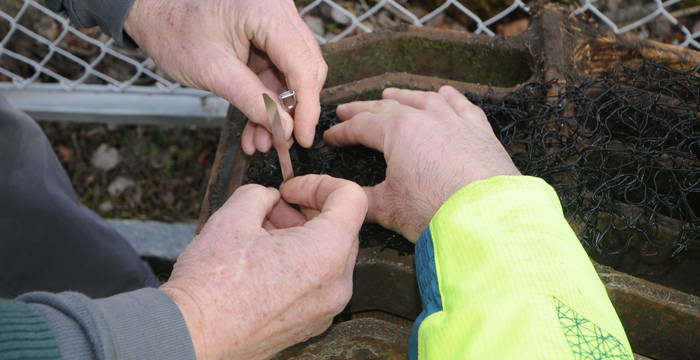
481, 63, 699, 262
245, 61, 700, 272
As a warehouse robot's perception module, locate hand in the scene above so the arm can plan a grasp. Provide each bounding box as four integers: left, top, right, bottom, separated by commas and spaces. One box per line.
324, 86, 520, 242
124, 0, 327, 153
161, 175, 367, 359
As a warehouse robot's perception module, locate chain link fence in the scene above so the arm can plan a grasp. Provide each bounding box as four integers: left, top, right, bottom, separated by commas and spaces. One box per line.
1, 0, 700, 123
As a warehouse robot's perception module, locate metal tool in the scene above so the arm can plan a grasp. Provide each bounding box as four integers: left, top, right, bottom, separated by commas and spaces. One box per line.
263, 93, 294, 182
279, 90, 296, 111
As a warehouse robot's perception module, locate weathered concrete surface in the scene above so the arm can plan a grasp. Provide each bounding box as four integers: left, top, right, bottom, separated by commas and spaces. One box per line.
274, 318, 409, 360
108, 219, 194, 260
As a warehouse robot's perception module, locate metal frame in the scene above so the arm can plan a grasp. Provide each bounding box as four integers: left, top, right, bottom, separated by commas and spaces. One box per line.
0, 83, 226, 125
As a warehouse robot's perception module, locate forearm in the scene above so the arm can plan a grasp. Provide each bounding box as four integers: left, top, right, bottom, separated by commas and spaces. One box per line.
44, 0, 137, 47
20, 288, 194, 360
411, 175, 632, 359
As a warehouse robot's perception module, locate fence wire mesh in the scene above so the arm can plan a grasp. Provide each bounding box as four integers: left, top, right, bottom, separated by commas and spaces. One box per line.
2, 0, 700, 98
0, 0, 181, 93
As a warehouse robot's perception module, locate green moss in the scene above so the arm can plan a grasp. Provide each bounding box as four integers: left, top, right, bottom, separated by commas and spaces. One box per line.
325, 37, 533, 88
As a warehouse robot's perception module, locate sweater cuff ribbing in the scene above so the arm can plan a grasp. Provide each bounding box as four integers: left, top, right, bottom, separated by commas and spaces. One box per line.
0, 299, 61, 359
22, 288, 195, 360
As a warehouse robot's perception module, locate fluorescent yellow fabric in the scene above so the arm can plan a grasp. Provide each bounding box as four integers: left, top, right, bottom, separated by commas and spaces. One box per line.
415, 175, 632, 359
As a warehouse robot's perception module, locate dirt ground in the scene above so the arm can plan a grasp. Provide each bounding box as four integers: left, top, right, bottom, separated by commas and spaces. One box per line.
39, 121, 219, 222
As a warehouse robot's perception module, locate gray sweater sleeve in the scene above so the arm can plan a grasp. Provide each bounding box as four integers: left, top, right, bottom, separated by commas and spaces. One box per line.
60, 0, 138, 48
18, 288, 195, 360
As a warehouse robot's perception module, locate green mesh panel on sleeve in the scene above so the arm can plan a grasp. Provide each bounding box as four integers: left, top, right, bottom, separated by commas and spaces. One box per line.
555, 297, 632, 360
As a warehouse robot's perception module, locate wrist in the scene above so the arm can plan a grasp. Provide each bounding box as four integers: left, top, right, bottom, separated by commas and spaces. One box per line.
123, 0, 152, 47
160, 283, 208, 359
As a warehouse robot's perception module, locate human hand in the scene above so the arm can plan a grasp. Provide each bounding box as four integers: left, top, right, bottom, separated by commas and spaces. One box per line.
124, 0, 327, 153
160, 175, 367, 359
324, 86, 520, 242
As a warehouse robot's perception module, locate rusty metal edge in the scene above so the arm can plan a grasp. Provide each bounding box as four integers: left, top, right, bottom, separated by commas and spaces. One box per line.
596, 263, 700, 360
322, 23, 532, 57
322, 23, 540, 89
344, 247, 420, 320
274, 318, 409, 359
535, 3, 580, 96
321, 72, 516, 104
196, 107, 248, 232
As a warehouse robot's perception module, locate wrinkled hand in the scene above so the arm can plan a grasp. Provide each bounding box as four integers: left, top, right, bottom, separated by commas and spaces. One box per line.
124, 0, 327, 153
324, 86, 520, 242
161, 175, 367, 359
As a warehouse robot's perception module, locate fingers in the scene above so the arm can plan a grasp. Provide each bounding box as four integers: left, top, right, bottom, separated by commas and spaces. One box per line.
287, 64, 325, 149
257, 18, 326, 148
267, 199, 306, 229
248, 48, 276, 77
206, 54, 294, 136
241, 122, 274, 155
361, 183, 386, 225
241, 122, 256, 155
299, 206, 320, 221
280, 175, 367, 236
382, 87, 448, 110
438, 85, 492, 132
257, 67, 287, 95
254, 125, 273, 153
284, 28, 325, 148
281, 0, 324, 61
323, 112, 387, 152
256, 66, 294, 141
262, 219, 275, 231
220, 184, 280, 229
335, 99, 403, 121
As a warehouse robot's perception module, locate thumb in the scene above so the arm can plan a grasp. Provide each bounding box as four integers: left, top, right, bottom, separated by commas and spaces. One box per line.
280, 175, 367, 236
362, 182, 387, 225
206, 55, 294, 139
218, 184, 281, 230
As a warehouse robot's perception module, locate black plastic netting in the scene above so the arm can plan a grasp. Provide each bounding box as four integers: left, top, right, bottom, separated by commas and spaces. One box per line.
245, 61, 700, 261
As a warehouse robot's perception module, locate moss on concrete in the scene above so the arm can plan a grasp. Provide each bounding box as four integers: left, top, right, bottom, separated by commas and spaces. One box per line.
325, 37, 533, 88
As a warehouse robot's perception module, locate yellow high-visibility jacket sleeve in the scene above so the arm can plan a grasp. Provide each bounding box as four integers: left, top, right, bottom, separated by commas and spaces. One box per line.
409, 176, 632, 360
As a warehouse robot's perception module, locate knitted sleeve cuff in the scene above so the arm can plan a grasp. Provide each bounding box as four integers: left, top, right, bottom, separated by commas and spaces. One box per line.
0, 299, 61, 359
22, 288, 195, 360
